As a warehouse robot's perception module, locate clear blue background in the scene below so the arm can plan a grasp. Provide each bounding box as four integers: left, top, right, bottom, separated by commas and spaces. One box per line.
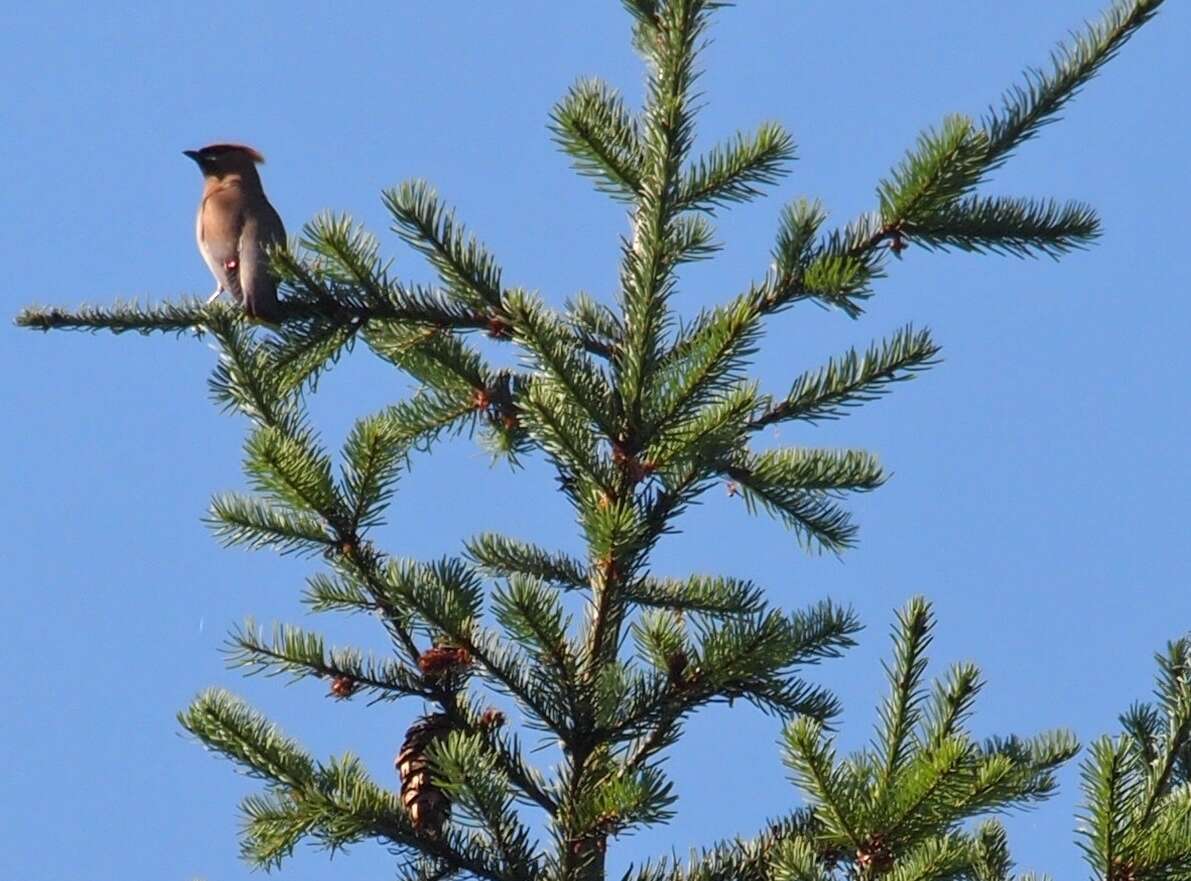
3, 3, 1188, 879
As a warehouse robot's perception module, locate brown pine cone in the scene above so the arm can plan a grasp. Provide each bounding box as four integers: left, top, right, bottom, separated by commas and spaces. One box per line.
328, 675, 356, 699
417, 645, 473, 681
396, 713, 454, 836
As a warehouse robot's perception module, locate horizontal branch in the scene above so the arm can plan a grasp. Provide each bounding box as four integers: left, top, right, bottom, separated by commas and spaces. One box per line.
18, 292, 615, 357
16, 295, 488, 335
906, 195, 1100, 258
226, 621, 431, 701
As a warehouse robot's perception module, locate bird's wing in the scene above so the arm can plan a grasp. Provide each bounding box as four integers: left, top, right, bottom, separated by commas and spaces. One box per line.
237, 195, 286, 322
198, 188, 245, 302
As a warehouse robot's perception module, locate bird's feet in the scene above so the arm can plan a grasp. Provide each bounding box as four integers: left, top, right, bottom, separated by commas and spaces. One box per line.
205, 288, 224, 304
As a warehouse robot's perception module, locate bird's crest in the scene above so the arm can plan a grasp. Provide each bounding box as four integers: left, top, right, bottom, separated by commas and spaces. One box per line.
192, 143, 266, 164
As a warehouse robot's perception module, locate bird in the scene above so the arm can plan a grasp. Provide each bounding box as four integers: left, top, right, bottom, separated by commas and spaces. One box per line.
183, 143, 286, 323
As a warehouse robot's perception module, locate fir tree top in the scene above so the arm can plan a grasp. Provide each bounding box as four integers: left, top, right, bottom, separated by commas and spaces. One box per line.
15, 2, 1185, 881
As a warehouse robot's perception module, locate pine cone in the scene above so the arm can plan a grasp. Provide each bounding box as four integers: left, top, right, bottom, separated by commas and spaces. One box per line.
328, 675, 356, 699
396, 713, 453, 836
479, 707, 506, 729
856, 835, 894, 875
418, 645, 473, 681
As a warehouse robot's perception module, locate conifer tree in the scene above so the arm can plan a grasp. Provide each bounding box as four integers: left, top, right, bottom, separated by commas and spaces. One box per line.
18, 2, 1188, 881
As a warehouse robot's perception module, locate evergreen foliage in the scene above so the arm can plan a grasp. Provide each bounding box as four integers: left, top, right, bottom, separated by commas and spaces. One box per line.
17, 2, 1181, 881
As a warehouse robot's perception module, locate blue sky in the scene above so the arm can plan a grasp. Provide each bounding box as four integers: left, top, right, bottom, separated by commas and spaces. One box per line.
3, 2, 1188, 879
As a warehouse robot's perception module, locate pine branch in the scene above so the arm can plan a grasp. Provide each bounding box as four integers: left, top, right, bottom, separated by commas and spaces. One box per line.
365, 322, 490, 394
469, 630, 574, 740
694, 601, 859, 714
306, 222, 613, 360
632, 609, 688, 672
291, 206, 516, 332
883, 834, 975, 881
447, 694, 559, 815
204, 312, 287, 422
1078, 736, 1139, 876
919, 663, 984, 753
551, 79, 645, 200
974, 731, 1080, 806
879, 739, 976, 847
1132, 790, 1191, 881
877, 598, 935, 797
746, 0, 1165, 326
778, 599, 1083, 876
1137, 639, 1191, 825
564, 293, 623, 359
325, 547, 425, 666
614, 600, 859, 747
466, 533, 590, 591
981, 0, 1166, 166
504, 289, 618, 438
431, 732, 543, 879
616, 0, 715, 434
676, 121, 796, 212
299, 212, 404, 314
492, 575, 582, 698
907, 195, 1100, 258
395, 857, 459, 881
970, 821, 1013, 881
302, 570, 379, 615
376, 393, 484, 454
624, 574, 767, 618
180, 689, 318, 789
722, 448, 885, 553
646, 296, 762, 443
648, 383, 756, 479
300, 211, 382, 279
727, 447, 886, 494
751, 326, 940, 429
519, 377, 616, 502
381, 558, 573, 737
1120, 701, 1164, 769
759, 209, 887, 319
783, 718, 866, 850
225, 620, 430, 701
384, 181, 505, 310
265, 313, 360, 397
383, 557, 485, 640
208, 492, 335, 556
245, 424, 349, 532
341, 411, 411, 532
580, 763, 678, 837
16, 292, 487, 336
876, 115, 989, 227
627, 810, 821, 881
17, 297, 232, 334
664, 214, 721, 264
771, 836, 833, 881
214, 356, 428, 667
217, 727, 519, 881
773, 198, 828, 278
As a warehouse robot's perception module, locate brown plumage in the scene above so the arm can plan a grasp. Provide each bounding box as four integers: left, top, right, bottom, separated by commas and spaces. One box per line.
184, 143, 286, 323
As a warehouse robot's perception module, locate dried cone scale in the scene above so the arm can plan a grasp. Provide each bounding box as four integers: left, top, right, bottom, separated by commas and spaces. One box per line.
396, 713, 453, 836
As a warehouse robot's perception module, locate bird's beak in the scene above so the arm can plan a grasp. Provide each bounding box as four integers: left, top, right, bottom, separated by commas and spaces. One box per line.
182, 149, 201, 162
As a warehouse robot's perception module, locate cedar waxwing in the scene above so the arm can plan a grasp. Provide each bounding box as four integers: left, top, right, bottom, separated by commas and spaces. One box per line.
183, 144, 286, 323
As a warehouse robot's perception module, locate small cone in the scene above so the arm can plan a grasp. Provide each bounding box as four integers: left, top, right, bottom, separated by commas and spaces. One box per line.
417, 645, 472, 681
396, 713, 453, 836
328, 675, 355, 699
